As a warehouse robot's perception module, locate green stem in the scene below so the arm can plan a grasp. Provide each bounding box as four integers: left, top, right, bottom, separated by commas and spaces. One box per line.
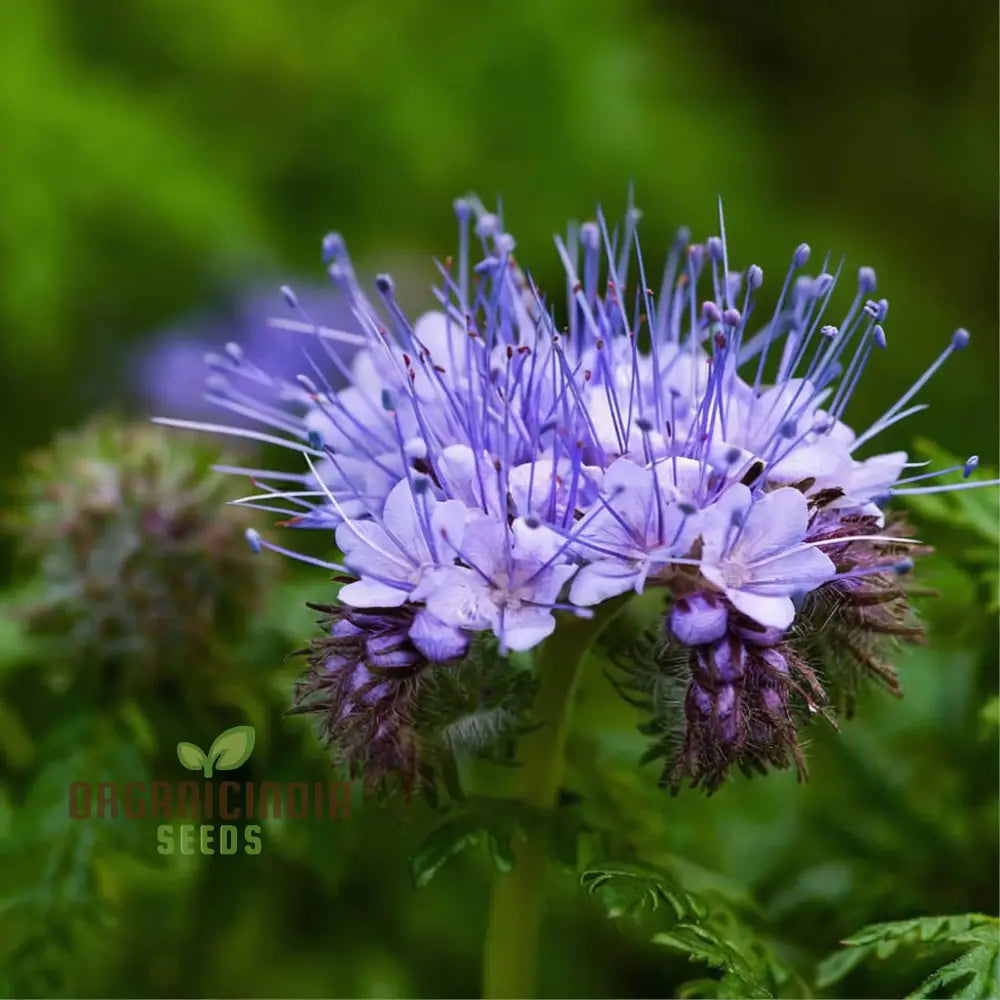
481, 603, 626, 998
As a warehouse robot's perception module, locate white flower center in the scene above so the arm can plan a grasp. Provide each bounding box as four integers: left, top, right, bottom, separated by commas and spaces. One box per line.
720, 560, 751, 588
490, 570, 524, 611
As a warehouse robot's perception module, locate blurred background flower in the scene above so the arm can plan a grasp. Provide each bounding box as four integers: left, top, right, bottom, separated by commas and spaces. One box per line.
0, 1, 995, 997
134, 282, 346, 420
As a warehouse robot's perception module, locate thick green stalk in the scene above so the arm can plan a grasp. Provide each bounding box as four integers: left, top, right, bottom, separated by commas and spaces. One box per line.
481, 604, 625, 998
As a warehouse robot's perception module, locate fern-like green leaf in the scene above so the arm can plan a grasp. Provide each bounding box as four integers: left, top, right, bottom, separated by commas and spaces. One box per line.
409, 811, 514, 888
580, 859, 708, 922
908, 925, 1000, 999
410, 796, 583, 887
654, 924, 773, 999
0, 715, 155, 995
582, 858, 801, 998
817, 913, 999, 998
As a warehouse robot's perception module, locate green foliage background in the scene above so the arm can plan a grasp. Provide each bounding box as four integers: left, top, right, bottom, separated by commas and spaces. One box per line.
0, 1, 996, 997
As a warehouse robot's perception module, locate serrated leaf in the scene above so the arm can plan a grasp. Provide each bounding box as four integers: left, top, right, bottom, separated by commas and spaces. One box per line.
583, 856, 802, 997
818, 913, 999, 997
207, 725, 255, 772
841, 914, 979, 949
814, 940, 871, 988
908, 926, 1000, 999
175, 742, 206, 772
581, 860, 710, 922
654, 925, 773, 999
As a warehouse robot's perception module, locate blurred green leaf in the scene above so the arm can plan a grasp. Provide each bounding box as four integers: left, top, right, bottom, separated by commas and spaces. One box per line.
410, 795, 586, 888
817, 914, 999, 998
909, 924, 1000, 999
0, 715, 155, 995
581, 859, 709, 922
0, 698, 34, 768
117, 701, 157, 757
0, 587, 45, 673
410, 808, 515, 888
654, 924, 774, 999
979, 697, 1000, 739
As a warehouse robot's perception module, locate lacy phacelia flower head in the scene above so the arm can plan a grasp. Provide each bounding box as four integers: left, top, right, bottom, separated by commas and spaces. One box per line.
159, 195, 997, 791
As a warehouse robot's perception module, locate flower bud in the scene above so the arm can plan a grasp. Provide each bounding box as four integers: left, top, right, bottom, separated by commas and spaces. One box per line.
669, 593, 728, 646
8, 419, 271, 693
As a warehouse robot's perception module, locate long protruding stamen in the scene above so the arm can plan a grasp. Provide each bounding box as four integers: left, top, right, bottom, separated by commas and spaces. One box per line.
265, 317, 367, 348
777, 267, 838, 384
892, 456, 980, 487
153, 417, 327, 456
888, 478, 1000, 496
752, 242, 810, 394
717, 196, 732, 312
852, 330, 971, 451
654, 227, 691, 343
829, 323, 885, 420
245, 528, 347, 572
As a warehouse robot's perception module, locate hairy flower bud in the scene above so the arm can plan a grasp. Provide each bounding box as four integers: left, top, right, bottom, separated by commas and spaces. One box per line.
669, 592, 728, 645
7, 418, 271, 693
666, 635, 811, 793
291, 603, 470, 794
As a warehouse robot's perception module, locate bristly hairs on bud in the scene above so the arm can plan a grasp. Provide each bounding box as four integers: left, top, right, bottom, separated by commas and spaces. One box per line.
600, 506, 931, 792
601, 614, 822, 794
290, 604, 538, 805
792, 510, 931, 717
411, 634, 540, 805
5, 417, 274, 695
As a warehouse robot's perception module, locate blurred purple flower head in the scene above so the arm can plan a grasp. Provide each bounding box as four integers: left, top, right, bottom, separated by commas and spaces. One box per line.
137, 282, 361, 418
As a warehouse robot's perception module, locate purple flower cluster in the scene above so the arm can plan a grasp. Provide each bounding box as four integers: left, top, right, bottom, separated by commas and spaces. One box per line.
158, 195, 996, 788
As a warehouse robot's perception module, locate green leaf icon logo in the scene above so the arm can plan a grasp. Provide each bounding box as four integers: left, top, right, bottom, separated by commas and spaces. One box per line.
176, 726, 255, 778
209, 725, 255, 772
177, 741, 207, 773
